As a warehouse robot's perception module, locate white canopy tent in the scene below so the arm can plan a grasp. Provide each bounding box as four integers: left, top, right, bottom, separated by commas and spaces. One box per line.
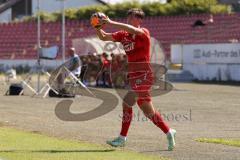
72, 36, 166, 64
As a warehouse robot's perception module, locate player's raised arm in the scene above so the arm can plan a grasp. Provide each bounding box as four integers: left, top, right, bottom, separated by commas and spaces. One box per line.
102, 8, 145, 35
91, 9, 146, 42
95, 28, 114, 41
104, 19, 145, 35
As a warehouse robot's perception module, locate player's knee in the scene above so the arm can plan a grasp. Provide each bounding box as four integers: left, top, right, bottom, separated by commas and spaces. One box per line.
122, 100, 135, 108
122, 104, 132, 113
137, 99, 155, 118
123, 92, 137, 107
142, 109, 155, 119
137, 98, 151, 107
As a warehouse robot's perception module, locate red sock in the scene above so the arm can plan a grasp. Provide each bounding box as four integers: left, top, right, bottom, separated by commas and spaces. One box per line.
120, 107, 133, 137
149, 111, 170, 134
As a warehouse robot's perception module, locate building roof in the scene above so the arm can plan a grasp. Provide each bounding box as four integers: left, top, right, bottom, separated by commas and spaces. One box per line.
219, 0, 240, 4
96, 0, 107, 5
0, 0, 21, 13
0, 0, 107, 14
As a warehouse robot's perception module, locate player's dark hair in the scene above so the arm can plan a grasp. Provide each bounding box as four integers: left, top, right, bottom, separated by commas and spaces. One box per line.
127, 8, 145, 19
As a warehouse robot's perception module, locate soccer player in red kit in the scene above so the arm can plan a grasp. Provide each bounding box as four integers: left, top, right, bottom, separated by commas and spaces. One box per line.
94, 8, 176, 151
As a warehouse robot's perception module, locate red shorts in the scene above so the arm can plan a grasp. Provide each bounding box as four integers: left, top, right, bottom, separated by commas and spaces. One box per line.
128, 71, 153, 106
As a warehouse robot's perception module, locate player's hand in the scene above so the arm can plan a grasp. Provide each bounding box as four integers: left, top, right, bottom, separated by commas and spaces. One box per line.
90, 12, 109, 29
102, 16, 111, 25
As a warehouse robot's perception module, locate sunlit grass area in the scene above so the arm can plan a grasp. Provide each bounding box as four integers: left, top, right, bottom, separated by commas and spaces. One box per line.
196, 138, 240, 147
0, 127, 169, 160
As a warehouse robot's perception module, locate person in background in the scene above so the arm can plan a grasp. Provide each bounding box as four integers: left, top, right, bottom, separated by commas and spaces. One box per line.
66, 47, 81, 78
96, 52, 111, 87
192, 14, 214, 28
57, 47, 81, 94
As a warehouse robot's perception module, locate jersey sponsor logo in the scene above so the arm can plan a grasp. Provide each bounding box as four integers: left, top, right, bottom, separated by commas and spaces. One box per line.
122, 36, 135, 52
123, 42, 135, 52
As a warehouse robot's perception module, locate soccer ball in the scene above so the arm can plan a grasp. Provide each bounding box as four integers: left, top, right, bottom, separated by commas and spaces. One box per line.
90, 12, 107, 28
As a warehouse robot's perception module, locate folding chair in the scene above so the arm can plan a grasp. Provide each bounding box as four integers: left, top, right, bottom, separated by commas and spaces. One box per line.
36, 46, 60, 97
48, 63, 94, 98
21, 46, 59, 97
62, 66, 94, 97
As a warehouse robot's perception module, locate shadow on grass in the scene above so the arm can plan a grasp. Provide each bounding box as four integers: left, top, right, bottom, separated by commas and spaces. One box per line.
0, 149, 115, 153
139, 149, 169, 153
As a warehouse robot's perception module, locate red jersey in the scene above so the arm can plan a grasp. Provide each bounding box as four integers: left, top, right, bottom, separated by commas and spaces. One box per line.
102, 57, 110, 67
112, 28, 153, 106
112, 28, 151, 63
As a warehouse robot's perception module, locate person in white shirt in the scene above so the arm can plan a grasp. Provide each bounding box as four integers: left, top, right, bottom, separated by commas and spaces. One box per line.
56, 47, 81, 94
66, 47, 81, 77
